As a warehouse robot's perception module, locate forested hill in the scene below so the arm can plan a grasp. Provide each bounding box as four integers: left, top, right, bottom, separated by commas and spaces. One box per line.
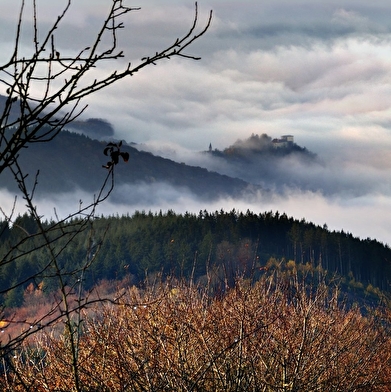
1, 210, 390, 307
0, 129, 251, 200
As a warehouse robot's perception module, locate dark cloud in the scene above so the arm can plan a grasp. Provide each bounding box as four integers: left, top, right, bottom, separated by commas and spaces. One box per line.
244, 23, 355, 43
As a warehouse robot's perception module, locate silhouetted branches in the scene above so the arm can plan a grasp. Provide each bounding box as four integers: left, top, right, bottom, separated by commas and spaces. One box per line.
0, 1, 212, 175
0, 1, 212, 388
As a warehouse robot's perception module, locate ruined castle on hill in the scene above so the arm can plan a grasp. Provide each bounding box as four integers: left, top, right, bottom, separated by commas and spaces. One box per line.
207, 134, 295, 153
272, 135, 294, 148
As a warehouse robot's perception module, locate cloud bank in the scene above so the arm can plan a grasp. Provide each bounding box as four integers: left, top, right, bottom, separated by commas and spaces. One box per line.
2, 182, 391, 247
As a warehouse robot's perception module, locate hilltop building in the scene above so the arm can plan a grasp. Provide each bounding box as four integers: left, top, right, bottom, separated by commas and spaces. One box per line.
272, 135, 294, 148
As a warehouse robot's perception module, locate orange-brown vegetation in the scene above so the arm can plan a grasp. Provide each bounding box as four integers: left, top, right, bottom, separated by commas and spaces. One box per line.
3, 267, 391, 391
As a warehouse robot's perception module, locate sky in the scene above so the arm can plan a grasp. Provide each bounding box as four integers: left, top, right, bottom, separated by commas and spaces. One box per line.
2, 0, 391, 245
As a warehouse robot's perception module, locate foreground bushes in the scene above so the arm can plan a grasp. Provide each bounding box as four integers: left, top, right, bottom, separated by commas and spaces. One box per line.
4, 268, 391, 391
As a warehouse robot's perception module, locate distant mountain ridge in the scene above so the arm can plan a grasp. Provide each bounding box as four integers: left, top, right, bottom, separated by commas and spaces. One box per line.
1, 130, 253, 200
1, 121, 322, 202
0, 89, 317, 194
67, 118, 115, 139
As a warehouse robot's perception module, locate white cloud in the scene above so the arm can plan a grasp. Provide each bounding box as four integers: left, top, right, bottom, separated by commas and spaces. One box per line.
332, 8, 370, 30
2, 184, 391, 246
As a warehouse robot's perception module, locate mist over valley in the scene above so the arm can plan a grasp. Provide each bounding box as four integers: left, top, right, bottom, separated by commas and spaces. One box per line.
1, 122, 390, 246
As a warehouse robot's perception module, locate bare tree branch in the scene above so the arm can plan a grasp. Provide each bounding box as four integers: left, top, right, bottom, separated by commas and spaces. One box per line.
0, 1, 212, 384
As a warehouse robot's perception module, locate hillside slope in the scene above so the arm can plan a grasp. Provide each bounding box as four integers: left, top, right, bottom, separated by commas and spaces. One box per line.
1, 210, 390, 309
1, 130, 253, 200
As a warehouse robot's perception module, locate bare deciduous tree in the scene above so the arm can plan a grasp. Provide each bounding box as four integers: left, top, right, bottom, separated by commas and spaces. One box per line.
0, 0, 211, 387
9, 270, 391, 391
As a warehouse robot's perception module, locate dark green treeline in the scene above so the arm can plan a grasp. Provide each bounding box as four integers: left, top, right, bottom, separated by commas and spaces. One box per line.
1, 209, 391, 307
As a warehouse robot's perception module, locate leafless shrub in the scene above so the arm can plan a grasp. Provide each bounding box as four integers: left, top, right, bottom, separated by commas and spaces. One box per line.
9, 270, 390, 391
